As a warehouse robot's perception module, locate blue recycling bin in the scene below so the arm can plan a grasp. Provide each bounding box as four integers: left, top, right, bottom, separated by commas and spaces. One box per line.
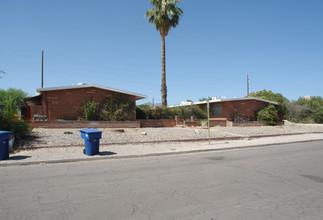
0, 131, 11, 160
80, 129, 102, 156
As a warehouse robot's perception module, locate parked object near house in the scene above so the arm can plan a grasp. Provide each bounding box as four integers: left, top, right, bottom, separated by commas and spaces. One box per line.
24, 83, 147, 121
80, 129, 102, 156
0, 131, 11, 160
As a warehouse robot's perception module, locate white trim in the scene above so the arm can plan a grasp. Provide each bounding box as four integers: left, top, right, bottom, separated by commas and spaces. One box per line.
173, 97, 278, 107
36, 83, 147, 100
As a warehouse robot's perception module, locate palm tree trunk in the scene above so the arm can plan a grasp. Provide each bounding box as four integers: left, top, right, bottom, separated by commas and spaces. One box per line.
161, 35, 167, 106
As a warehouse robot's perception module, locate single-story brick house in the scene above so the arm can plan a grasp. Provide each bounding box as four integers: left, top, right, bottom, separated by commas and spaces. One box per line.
174, 97, 279, 122
24, 83, 147, 121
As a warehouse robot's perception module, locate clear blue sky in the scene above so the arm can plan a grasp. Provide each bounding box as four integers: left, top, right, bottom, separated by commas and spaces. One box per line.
1, 0, 322, 105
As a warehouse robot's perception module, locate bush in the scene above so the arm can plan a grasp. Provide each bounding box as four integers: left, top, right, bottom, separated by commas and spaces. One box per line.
101, 97, 134, 121
151, 106, 174, 119
136, 105, 207, 120
313, 106, 323, 123
257, 105, 279, 126
79, 97, 135, 121
0, 113, 33, 140
80, 100, 100, 121
284, 102, 313, 123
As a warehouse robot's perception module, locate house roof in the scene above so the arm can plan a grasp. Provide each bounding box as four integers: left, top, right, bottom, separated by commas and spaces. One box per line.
24, 95, 42, 106
36, 83, 147, 100
171, 97, 278, 107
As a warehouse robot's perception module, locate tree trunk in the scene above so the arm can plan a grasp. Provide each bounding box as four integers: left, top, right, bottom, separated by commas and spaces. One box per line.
161, 35, 167, 106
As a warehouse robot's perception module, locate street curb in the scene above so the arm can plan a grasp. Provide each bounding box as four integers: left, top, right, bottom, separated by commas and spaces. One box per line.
1, 138, 323, 167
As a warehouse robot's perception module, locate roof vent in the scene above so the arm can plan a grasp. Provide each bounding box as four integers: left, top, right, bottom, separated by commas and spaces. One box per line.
77, 83, 87, 86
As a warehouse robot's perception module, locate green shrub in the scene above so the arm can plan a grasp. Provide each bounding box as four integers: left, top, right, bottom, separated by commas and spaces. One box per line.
185, 106, 207, 120
79, 97, 135, 121
101, 97, 134, 121
150, 106, 174, 119
313, 106, 323, 123
257, 105, 279, 126
136, 105, 207, 120
79, 100, 100, 121
0, 113, 33, 140
136, 107, 147, 119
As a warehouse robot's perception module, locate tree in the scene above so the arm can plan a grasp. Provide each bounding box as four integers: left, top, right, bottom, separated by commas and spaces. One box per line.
0, 88, 28, 105
248, 89, 289, 119
248, 89, 288, 104
313, 106, 323, 123
145, 0, 183, 106
0, 88, 29, 115
198, 96, 212, 102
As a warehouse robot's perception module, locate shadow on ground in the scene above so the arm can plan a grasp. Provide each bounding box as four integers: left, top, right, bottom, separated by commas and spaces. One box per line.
8, 155, 31, 161
99, 151, 117, 156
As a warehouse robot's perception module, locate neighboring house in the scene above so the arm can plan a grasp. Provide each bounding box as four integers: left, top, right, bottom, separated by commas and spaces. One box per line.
173, 97, 279, 122
24, 83, 147, 121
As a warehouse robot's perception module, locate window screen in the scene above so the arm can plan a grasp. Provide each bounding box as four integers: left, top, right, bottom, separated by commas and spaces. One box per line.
212, 104, 222, 116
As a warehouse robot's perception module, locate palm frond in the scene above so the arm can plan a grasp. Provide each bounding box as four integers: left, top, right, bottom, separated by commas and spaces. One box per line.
145, 0, 183, 36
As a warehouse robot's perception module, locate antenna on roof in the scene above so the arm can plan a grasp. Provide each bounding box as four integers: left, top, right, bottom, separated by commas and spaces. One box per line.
41, 50, 44, 88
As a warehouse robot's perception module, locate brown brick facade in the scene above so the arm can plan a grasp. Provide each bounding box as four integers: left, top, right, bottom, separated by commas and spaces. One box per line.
28, 87, 137, 121
198, 99, 270, 121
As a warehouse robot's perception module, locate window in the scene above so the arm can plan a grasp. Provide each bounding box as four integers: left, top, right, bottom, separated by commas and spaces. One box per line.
212, 104, 222, 116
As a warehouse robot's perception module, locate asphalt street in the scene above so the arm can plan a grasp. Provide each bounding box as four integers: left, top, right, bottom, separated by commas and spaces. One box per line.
1, 141, 323, 219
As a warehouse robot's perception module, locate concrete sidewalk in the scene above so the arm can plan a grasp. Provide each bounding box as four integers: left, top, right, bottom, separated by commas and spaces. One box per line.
1, 132, 323, 167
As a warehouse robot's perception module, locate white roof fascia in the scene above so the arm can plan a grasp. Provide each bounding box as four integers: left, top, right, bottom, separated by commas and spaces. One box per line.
36, 84, 147, 100
185, 97, 279, 106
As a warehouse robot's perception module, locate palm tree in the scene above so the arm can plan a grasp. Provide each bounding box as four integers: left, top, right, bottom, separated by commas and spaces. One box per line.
145, 0, 183, 106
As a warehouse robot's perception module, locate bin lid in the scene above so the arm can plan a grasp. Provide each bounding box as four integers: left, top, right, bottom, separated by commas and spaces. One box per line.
79, 129, 102, 133
0, 131, 11, 135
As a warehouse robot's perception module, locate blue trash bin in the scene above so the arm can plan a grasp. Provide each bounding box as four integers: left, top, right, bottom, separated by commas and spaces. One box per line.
0, 131, 11, 160
79, 129, 102, 156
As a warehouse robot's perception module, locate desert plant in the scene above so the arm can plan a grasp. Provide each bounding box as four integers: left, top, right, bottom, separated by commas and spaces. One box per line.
257, 105, 279, 126
284, 102, 313, 123
79, 100, 101, 121
313, 106, 323, 123
101, 97, 135, 121
0, 112, 33, 140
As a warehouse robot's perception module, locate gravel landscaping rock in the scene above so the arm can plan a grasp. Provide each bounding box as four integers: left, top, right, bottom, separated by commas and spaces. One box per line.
15, 123, 323, 148
1, 123, 323, 166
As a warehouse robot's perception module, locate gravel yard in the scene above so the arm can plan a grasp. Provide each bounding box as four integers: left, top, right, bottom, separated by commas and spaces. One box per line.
15, 123, 323, 148
1, 123, 323, 165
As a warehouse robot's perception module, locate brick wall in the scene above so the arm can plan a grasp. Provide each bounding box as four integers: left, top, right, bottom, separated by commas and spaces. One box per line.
198, 100, 269, 121
139, 120, 177, 128
30, 87, 137, 121
34, 121, 141, 128
26, 106, 43, 119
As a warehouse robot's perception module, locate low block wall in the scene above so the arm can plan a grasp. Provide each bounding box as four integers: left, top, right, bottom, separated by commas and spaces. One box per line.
34, 119, 267, 129
139, 120, 176, 128
184, 121, 200, 127
232, 121, 265, 127
209, 120, 228, 127
184, 120, 229, 127
34, 121, 141, 128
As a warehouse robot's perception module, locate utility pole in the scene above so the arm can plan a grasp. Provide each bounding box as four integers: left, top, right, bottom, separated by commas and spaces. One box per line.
41, 50, 44, 88
247, 74, 249, 96
207, 100, 210, 145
